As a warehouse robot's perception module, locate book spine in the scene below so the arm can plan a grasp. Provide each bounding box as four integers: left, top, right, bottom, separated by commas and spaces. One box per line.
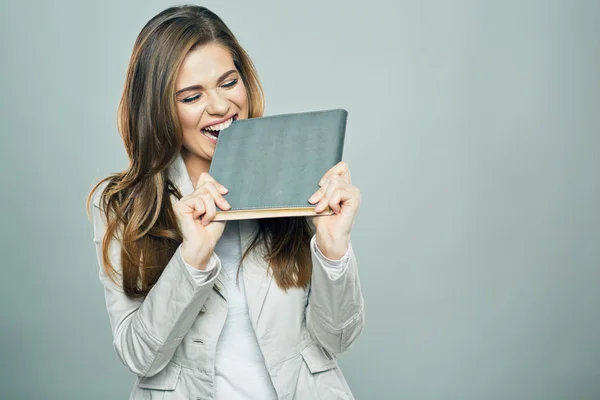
336, 109, 348, 162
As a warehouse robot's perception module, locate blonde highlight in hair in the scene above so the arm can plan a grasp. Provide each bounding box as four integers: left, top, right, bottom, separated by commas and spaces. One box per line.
87, 5, 312, 298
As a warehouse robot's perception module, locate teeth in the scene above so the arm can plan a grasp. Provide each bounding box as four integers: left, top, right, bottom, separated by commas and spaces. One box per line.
204, 131, 218, 140
204, 117, 233, 131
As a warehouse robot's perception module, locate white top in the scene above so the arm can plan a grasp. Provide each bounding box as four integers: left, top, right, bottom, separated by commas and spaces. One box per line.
177, 220, 350, 399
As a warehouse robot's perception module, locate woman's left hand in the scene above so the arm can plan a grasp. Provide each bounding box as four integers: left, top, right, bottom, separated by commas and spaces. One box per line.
308, 161, 361, 260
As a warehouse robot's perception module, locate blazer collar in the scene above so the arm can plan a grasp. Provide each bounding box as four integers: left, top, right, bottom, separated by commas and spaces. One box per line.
167, 151, 195, 197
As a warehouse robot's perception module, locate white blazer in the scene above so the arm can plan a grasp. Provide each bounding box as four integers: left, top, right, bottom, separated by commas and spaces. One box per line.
90, 152, 365, 399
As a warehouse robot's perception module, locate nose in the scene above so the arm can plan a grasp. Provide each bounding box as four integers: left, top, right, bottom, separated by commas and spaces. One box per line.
205, 90, 229, 116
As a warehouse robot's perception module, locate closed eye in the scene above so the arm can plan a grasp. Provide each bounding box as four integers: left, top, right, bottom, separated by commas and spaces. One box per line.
181, 94, 201, 104
179, 79, 238, 104
221, 78, 238, 88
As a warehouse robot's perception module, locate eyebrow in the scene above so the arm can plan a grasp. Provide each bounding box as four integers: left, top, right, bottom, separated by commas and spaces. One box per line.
175, 69, 238, 96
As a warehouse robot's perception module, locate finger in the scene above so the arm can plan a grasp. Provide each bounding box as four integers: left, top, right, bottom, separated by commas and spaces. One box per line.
308, 185, 326, 204
199, 182, 231, 211
315, 178, 342, 212
314, 187, 333, 214
199, 193, 216, 226
196, 172, 228, 194
179, 196, 205, 220
319, 161, 351, 186
325, 182, 343, 214
310, 173, 341, 204
327, 187, 351, 214
314, 178, 332, 212
316, 178, 352, 213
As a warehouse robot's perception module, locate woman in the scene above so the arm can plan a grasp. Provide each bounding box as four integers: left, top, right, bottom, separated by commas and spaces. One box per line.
87, 5, 364, 400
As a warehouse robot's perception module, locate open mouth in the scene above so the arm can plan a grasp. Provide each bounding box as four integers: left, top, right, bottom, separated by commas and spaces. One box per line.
201, 114, 238, 142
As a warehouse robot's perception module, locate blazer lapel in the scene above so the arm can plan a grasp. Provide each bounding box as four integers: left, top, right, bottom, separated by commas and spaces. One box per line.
167, 152, 229, 299
240, 219, 273, 331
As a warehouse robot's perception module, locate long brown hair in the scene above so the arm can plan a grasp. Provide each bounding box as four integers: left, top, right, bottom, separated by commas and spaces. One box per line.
86, 5, 313, 298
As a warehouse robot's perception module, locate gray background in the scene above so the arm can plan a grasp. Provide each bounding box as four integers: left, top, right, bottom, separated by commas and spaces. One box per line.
1, 0, 599, 399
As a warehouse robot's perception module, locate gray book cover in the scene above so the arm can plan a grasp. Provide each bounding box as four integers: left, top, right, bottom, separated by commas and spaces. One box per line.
208, 109, 348, 221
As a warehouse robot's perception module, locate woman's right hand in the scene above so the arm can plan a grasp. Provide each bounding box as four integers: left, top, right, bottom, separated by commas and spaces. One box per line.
173, 172, 231, 270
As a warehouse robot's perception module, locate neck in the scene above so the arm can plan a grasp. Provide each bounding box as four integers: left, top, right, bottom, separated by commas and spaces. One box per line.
181, 148, 211, 189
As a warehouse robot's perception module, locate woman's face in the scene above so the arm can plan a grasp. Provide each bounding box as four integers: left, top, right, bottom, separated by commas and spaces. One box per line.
175, 42, 249, 166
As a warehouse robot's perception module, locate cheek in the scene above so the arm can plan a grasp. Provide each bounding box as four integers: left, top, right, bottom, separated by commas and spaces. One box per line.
177, 104, 200, 129
177, 104, 206, 148
231, 83, 249, 111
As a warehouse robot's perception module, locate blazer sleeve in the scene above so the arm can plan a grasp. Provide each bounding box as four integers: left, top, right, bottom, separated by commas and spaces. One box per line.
90, 182, 221, 377
305, 220, 365, 355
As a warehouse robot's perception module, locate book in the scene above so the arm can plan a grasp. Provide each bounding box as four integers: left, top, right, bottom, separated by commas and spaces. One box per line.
208, 109, 348, 221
